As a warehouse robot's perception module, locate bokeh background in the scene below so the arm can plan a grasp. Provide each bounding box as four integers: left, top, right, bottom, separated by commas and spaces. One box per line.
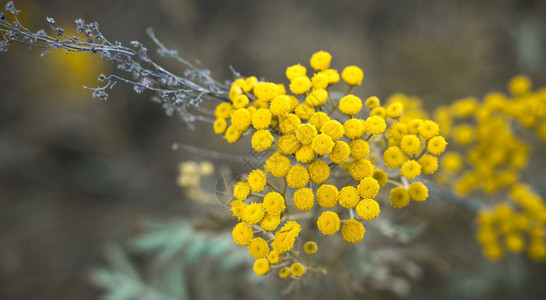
1, 0, 545, 299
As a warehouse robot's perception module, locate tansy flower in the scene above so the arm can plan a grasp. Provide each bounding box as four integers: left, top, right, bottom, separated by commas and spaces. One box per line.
311, 133, 335, 155
373, 169, 388, 187
263, 192, 286, 215
251, 130, 274, 152
390, 186, 410, 209
356, 198, 380, 221
339, 94, 363, 115
233, 181, 251, 200
341, 65, 364, 86
248, 169, 267, 192
384, 146, 405, 168
251, 108, 272, 130
252, 99, 268, 109
265, 152, 291, 177
309, 112, 331, 131
248, 237, 270, 259
409, 182, 428, 202
317, 211, 340, 235
305, 89, 328, 106
341, 219, 366, 243
365, 96, 380, 110
260, 213, 281, 231
270, 95, 291, 116
338, 186, 360, 208
452, 125, 474, 145
310, 50, 332, 71
215, 102, 233, 119
330, 140, 351, 164
268, 250, 280, 264
233, 94, 249, 109
408, 119, 423, 135
231, 108, 252, 131
242, 76, 258, 93
350, 159, 375, 181
311, 73, 329, 90
294, 188, 314, 211
370, 107, 386, 119
290, 76, 312, 95
295, 145, 316, 163
320, 68, 340, 84
213, 118, 227, 134
508, 75, 532, 96
294, 103, 315, 120
232, 222, 254, 245
286, 165, 310, 188
427, 135, 448, 155
366, 116, 387, 135
253, 258, 270, 276
419, 154, 438, 174
290, 262, 305, 277
400, 135, 421, 155
286, 63, 307, 81
242, 203, 265, 224
350, 139, 370, 160
273, 221, 301, 253
386, 102, 403, 118
441, 152, 462, 172
321, 120, 345, 140
418, 120, 440, 139
401, 160, 422, 179
231, 200, 246, 220
304, 241, 318, 255
225, 126, 242, 143
316, 184, 339, 208
279, 267, 291, 279
308, 159, 330, 184
344, 119, 365, 140
357, 177, 380, 198
254, 82, 278, 101
296, 123, 318, 145
277, 135, 301, 155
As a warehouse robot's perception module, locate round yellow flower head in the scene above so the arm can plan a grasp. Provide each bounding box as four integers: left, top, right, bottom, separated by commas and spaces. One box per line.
213, 118, 227, 134
344, 119, 365, 140
390, 186, 410, 209
243, 76, 258, 93
311, 133, 335, 155
427, 136, 447, 155
265, 152, 291, 177
233, 94, 249, 109
295, 145, 315, 163
273, 221, 301, 253
356, 198, 380, 221
215, 102, 233, 119
366, 116, 387, 135
505, 233, 525, 253
248, 237, 270, 259
296, 123, 318, 145
263, 192, 286, 216
401, 160, 422, 179
386, 102, 403, 118
528, 240, 546, 262
339, 94, 363, 116
384, 146, 405, 169
370, 107, 386, 119
251, 108, 272, 130
248, 169, 267, 192
286, 63, 307, 81
316, 184, 339, 208
311, 73, 329, 90
330, 140, 351, 164
338, 186, 360, 208
260, 213, 281, 231
243, 202, 265, 224
230, 200, 246, 220
400, 135, 421, 155
225, 126, 242, 143
304, 241, 318, 255
357, 177, 380, 198
268, 249, 280, 264
251, 130, 274, 152
373, 169, 388, 187
233, 181, 251, 200
408, 119, 423, 135
306, 89, 328, 106
350, 139, 370, 160
270, 95, 291, 116
253, 258, 270, 276
453, 125, 474, 145
279, 267, 291, 279
320, 68, 340, 84
308, 159, 330, 184
341, 219, 366, 243
290, 262, 305, 277
232, 222, 254, 245
409, 182, 428, 202
310, 50, 332, 71
365, 96, 380, 110
483, 244, 503, 261
418, 154, 438, 175
231, 108, 252, 131
309, 112, 331, 131
317, 211, 340, 235
290, 76, 312, 95
288, 114, 307, 131
350, 159, 375, 181
277, 135, 300, 155
441, 152, 463, 172
295, 103, 315, 120
254, 82, 278, 101
286, 165, 310, 188
321, 120, 345, 140
341, 65, 364, 86
418, 120, 440, 139
508, 75, 532, 96
294, 188, 315, 211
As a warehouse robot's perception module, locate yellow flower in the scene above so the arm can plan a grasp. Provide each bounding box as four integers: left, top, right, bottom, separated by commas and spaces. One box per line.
400, 135, 421, 155
528, 240, 546, 262
309, 112, 331, 131
311, 133, 335, 155
341, 219, 365, 243
310, 50, 332, 71
356, 198, 380, 221
304, 241, 318, 255
390, 186, 410, 209
290, 76, 312, 95
339, 94, 363, 115
263, 192, 286, 216
248, 237, 270, 259
400, 160, 422, 179
231, 108, 252, 131
365, 96, 380, 110
316, 184, 339, 208
251, 108, 272, 130
279, 267, 291, 279
233, 181, 251, 200
295, 145, 316, 163
253, 258, 270, 276
384, 146, 405, 168
261, 213, 281, 231
373, 169, 388, 187
305, 89, 328, 106
427, 136, 447, 155
386, 102, 403, 118
350, 139, 370, 160
418, 120, 440, 139
290, 262, 305, 277
215, 102, 233, 119
453, 125, 474, 145
409, 182, 428, 202
319, 68, 340, 84
505, 233, 525, 253
294, 188, 315, 211
213, 118, 227, 134
251, 130, 274, 152
248, 169, 267, 192
483, 244, 503, 261
408, 119, 423, 135
243, 202, 265, 224
350, 159, 375, 181
321, 120, 345, 140
265, 152, 291, 177
341, 65, 364, 86
233, 94, 249, 109
286, 63, 307, 81
225, 125, 242, 143
270, 95, 291, 116
344, 118, 365, 140
308, 159, 330, 184
268, 249, 280, 264
232, 222, 254, 245
365, 116, 386, 135
330, 140, 351, 164
418, 154, 438, 174
317, 211, 340, 235
311, 73, 329, 90
508, 75, 532, 96
273, 221, 301, 253
370, 107, 386, 119
441, 152, 462, 172
294, 103, 315, 120
254, 82, 278, 101
296, 123, 318, 145
277, 135, 301, 155
357, 177, 380, 198
338, 186, 360, 208
243, 76, 258, 93
286, 165, 310, 188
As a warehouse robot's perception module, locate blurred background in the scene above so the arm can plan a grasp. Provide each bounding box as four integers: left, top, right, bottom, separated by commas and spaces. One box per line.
0, 0, 545, 299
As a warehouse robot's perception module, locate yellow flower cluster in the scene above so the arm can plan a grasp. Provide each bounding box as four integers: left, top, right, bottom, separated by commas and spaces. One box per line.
216, 51, 445, 277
